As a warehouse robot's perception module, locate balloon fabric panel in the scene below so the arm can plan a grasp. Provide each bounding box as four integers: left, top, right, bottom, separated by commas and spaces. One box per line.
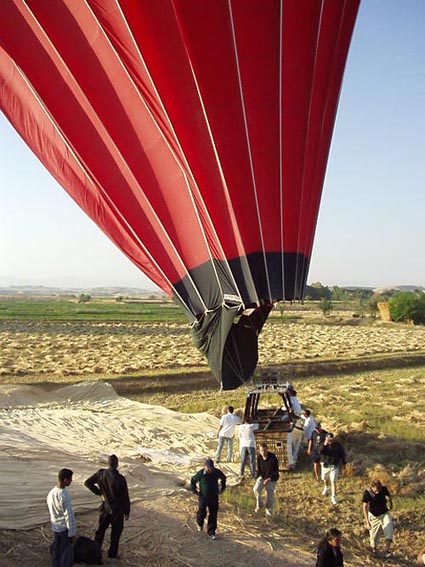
0, 0, 360, 389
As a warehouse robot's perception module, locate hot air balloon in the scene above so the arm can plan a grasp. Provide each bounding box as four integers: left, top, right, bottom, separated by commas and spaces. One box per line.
0, 0, 360, 390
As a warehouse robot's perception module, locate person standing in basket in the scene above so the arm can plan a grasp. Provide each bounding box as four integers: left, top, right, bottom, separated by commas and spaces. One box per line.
84, 455, 130, 560
253, 443, 279, 516
191, 458, 226, 540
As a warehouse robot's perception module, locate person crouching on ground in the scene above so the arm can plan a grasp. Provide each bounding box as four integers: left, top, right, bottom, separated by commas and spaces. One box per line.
320, 432, 346, 506
362, 478, 394, 558
46, 468, 76, 567
316, 528, 344, 567
84, 454, 130, 560
191, 458, 226, 540
253, 443, 279, 517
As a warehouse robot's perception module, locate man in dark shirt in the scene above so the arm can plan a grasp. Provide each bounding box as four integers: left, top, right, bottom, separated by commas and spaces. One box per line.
362, 479, 393, 557
253, 443, 279, 516
320, 433, 346, 506
308, 422, 328, 481
84, 455, 130, 559
191, 458, 226, 540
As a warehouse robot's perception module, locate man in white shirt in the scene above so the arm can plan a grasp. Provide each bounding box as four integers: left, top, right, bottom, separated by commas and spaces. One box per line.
216, 406, 241, 463
46, 468, 76, 567
301, 409, 315, 442
239, 417, 259, 478
286, 386, 303, 469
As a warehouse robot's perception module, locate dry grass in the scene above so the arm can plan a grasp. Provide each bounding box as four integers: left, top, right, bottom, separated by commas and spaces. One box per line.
1, 313, 425, 565
1, 316, 425, 378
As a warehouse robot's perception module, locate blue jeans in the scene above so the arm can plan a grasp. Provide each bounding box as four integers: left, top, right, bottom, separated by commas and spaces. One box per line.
240, 446, 256, 477
50, 529, 73, 567
216, 436, 234, 462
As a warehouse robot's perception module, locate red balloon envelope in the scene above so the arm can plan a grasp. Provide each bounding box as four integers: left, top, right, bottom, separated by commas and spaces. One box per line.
0, 0, 360, 389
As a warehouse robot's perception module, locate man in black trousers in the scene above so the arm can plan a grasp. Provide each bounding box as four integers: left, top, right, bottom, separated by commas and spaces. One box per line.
191, 458, 226, 540
85, 455, 130, 559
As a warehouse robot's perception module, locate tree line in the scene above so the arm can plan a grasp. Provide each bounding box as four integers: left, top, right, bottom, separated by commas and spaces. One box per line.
303, 283, 425, 324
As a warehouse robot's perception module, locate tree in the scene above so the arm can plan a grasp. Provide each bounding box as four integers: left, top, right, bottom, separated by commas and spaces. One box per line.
78, 293, 91, 304
305, 282, 332, 301
331, 286, 346, 301
368, 296, 379, 318
389, 292, 425, 324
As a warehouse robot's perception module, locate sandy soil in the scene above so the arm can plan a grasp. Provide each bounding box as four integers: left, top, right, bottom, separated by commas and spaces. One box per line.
0, 496, 315, 567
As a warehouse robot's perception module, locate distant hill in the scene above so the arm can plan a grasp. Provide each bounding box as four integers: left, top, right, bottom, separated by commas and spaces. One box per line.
1, 283, 423, 299
0, 285, 167, 298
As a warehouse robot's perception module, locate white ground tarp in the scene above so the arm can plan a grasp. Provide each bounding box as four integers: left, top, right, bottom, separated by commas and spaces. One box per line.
0, 381, 225, 529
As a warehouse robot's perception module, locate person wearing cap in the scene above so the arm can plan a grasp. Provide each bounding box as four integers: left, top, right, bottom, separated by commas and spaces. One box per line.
84, 455, 130, 560
320, 433, 346, 506
190, 458, 226, 540
215, 405, 241, 463
307, 422, 328, 481
46, 468, 76, 567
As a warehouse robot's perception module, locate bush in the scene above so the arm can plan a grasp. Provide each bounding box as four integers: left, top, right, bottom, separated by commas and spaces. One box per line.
321, 298, 333, 316
389, 292, 425, 324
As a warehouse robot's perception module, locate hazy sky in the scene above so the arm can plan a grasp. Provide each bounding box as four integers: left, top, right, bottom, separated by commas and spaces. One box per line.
1, 1, 424, 290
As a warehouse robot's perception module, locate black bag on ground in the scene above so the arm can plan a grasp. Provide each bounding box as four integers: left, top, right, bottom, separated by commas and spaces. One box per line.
73, 535, 102, 565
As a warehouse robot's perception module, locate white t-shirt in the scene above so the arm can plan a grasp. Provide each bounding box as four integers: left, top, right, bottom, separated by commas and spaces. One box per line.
302, 415, 315, 440
219, 413, 241, 437
238, 423, 259, 447
46, 486, 76, 537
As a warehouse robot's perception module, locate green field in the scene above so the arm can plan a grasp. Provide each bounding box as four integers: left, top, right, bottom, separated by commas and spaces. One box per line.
0, 298, 186, 322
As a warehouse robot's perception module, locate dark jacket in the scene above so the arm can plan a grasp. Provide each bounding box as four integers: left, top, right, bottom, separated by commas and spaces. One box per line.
256, 451, 279, 481
191, 467, 226, 500
320, 441, 346, 467
85, 467, 130, 516
316, 542, 344, 567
